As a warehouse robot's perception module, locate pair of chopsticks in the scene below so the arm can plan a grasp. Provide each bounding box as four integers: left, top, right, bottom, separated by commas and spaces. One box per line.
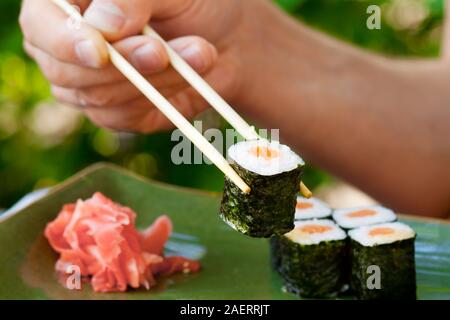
52, 0, 312, 198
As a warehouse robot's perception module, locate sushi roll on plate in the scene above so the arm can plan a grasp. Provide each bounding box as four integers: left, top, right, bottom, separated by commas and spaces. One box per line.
271, 219, 347, 299
332, 205, 396, 230
220, 140, 304, 238
348, 222, 416, 300
295, 196, 332, 220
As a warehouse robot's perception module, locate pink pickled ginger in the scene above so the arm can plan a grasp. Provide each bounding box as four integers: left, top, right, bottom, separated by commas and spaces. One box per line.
44, 192, 200, 292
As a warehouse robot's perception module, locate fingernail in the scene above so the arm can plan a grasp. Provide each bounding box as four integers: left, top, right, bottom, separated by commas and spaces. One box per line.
132, 43, 165, 72
85, 2, 125, 34
75, 40, 103, 68
179, 45, 205, 71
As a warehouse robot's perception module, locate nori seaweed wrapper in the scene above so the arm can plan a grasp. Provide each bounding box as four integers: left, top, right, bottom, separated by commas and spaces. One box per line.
269, 236, 282, 271
350, 238, 416, 300
220, 162, 303, 238
273, 235, 347, 299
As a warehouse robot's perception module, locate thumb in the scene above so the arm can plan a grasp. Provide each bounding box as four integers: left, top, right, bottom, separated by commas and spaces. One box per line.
84, 0, 152, 41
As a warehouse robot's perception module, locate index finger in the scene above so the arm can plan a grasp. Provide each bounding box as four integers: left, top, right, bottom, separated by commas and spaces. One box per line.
20, 0, 109, 68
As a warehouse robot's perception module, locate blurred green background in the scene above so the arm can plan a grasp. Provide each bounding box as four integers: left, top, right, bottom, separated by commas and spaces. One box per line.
0, 0, 445, 209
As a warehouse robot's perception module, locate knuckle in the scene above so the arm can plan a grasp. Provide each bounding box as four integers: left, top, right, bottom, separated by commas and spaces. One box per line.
188, 36, 207, 48
78, 88, 114, 108
86, 115, 107, 129
43, 62, 71, 87
50, 86, 77, 106
88, 115, 122, 132
19, 1, 36, 41
22, 41, 33, 58
50, 86, 64, 100
18, 9, 30, 38
51, 31, 75, 62
137, 111, 167, 134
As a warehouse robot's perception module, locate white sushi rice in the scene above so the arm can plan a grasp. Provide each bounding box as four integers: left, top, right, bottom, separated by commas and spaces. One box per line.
285, 219, 346, 245
294, 196, 332, 220
332, 205, 396, 229
228, 140, 304, 176
348, 222, 415, 247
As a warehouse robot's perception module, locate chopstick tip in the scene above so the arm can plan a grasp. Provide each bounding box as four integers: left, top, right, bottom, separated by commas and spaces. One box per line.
300, 182, 313, 199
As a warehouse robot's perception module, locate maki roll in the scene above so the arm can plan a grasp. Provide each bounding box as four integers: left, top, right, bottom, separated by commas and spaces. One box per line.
272, 219, 347, 298
295, 196, 332, 220
348, 222, 416, 300
269, 236, 282, 271
220, 140, 304, 237
332, 205, 396, 230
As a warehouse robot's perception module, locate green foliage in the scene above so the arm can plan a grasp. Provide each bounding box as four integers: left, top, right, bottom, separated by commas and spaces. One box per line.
0, 0, 445, 208
0, 0, 23, 54
275, 0, 307, 12
282, 0, 443, 57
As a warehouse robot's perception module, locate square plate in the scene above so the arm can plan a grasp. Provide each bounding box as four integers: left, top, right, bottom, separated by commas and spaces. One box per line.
0, 163, 449, 299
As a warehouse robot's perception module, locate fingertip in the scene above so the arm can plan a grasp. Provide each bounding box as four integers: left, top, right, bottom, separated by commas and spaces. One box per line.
83, 0, 152, 42
50, 85, 63, 99
73, 36, 110, 68
51, 85, 82, 106
95, 34, 111, 67
84, 1, 126, 37
114, 36, 169, 73
209, 43, 219, 64
23, 41, 35, 59
170, 37, 218, 73
131, 40, 169, 73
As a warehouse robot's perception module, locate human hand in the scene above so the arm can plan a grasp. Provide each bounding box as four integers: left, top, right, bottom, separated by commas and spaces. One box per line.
20, 0, 250, 132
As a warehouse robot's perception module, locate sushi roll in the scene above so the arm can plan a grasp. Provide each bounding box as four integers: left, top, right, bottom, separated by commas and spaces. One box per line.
332, 205, 396, 230
295, 196, 332, 220
348, 222, 416, 300
220, 140, 304, 238
269, 236, 282, 271
272, 219, 347, 298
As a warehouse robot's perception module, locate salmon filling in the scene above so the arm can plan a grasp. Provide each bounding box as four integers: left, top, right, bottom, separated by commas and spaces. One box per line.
300, 225, 332, 234
249, 146, 280, 160
369, 227, 395, 236
296, 201, 314, 210
347, 209, 377, 218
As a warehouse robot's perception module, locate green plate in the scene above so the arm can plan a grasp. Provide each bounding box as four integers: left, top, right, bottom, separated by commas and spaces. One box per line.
0, 163, 449, 300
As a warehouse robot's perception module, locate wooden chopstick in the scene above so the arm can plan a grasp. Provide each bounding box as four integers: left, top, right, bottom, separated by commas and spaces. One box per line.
52, 0, 251, 194
143, 27, 259, 141
143, 27, 313, 198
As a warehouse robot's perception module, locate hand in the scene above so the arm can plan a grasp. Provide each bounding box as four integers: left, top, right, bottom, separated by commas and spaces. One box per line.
19, 0, 251, 132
